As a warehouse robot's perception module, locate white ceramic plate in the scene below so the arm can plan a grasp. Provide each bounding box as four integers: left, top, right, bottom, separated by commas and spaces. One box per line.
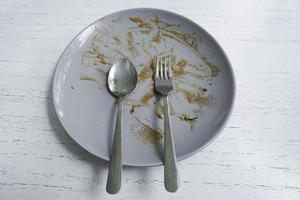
53, 8, 235, 166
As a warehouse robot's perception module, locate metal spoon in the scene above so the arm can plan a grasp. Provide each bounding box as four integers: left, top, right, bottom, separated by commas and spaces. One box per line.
106, 58, 138, 194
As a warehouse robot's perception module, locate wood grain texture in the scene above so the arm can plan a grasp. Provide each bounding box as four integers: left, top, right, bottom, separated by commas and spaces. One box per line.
0, 0, 300, 199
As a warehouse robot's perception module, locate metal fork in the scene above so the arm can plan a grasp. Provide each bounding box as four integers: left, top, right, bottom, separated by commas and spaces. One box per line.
155, 55, 179, 192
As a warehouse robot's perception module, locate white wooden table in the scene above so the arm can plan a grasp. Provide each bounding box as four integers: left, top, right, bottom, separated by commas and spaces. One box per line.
1, 0, 300, 199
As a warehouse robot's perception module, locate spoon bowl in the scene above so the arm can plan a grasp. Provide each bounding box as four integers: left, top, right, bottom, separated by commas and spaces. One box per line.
108, 58, 138, 98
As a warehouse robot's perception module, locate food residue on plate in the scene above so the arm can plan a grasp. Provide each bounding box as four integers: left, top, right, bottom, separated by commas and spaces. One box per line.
112, 35, 121, 46
132, 117, 163, 144
127, 31, 139, 57
80, 74, 96, 81
202, 56, 221, 77
179, 114, 198, 129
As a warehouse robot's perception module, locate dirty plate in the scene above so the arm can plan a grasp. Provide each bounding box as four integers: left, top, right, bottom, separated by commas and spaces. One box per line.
52, 8, 235, 166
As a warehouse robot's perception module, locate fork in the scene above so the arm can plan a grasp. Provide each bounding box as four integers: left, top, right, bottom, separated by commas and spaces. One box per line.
155, 54, 179, 192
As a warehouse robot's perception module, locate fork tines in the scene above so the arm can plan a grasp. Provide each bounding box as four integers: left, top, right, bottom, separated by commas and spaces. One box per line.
156, 55, 173, 80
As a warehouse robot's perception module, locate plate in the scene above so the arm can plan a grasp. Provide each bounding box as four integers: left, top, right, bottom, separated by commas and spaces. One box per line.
52, 8, 235, 166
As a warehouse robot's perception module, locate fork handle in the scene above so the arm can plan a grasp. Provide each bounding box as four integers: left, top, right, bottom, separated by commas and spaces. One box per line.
106, 98, 122, 194
163, 96, 179, 192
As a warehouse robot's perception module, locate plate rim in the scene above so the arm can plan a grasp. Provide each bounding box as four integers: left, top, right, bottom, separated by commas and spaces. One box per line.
52, 7, 236, 167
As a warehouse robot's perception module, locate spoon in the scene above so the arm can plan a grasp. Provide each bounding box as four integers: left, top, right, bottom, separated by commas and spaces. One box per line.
106, 58, 138, 194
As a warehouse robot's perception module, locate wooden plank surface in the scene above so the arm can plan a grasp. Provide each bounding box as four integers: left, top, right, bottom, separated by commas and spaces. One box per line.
0, 0, 299, 199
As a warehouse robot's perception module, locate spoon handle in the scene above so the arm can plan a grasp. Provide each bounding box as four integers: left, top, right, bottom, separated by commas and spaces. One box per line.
164, 96, 179, 192
106, 99, 122, 194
